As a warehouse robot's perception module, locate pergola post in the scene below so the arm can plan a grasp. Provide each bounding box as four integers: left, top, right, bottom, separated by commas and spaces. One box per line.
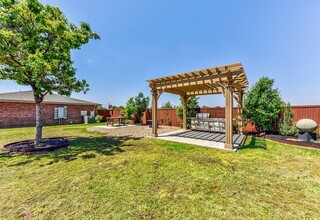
237, 90, 244, 135
181, 95, 189, 130
151, 86, 162, 137
225, 80, 233, 149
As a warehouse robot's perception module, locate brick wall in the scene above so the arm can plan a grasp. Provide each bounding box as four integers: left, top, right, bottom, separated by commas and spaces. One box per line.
0, 102, 97, 128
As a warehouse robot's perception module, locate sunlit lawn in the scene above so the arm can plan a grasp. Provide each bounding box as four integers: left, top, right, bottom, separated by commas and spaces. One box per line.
0, 124, 319, 219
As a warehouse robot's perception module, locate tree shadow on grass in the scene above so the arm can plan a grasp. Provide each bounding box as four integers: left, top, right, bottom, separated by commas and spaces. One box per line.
239, 136, 267, 150
1, 135, 142, 167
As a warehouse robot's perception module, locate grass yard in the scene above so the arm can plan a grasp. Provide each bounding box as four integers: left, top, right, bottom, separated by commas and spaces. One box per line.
0, 124, 320, 219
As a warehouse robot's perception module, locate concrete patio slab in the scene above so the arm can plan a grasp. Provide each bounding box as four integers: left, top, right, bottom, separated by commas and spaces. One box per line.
94, 124, 137, 129
157, 130, 245, 152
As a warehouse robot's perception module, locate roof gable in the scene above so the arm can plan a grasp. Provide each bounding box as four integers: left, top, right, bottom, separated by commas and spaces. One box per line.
0, 91, 99, 105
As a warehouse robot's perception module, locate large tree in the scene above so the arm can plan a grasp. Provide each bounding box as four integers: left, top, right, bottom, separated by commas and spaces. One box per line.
0, 0, 99, 146
244, 77, 284, 133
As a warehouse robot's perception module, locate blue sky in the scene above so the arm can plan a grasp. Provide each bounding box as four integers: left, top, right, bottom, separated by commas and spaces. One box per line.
1, 0, 320, 107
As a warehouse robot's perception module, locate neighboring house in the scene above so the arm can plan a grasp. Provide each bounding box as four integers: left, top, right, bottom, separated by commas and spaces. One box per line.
0, 91, 99, 128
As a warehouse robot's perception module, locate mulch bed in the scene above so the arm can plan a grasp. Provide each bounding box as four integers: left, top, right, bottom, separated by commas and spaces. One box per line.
265, 134, 320, 150
2, 138, 69, 154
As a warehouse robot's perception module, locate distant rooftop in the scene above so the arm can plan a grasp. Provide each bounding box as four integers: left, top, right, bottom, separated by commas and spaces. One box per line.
0, 91, 99, 105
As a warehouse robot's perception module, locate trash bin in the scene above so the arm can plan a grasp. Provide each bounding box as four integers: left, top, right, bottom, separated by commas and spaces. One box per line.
83, 116, 88, 124
88, 116, 96, 123
147, 120, 158, 128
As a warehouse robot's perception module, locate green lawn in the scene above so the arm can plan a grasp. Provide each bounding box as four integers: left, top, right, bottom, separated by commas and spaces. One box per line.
0, 124, 319, 219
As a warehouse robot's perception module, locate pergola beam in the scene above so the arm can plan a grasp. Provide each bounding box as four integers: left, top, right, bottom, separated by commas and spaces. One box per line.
154, 70, 243, 89
164, 88, 186, 96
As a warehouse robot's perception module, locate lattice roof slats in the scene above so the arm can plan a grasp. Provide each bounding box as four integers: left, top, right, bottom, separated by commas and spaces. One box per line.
147, 62, 248, 96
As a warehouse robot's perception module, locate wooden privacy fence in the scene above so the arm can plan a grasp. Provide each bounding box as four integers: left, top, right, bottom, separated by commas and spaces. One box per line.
97, 109, 122, 122
292, 105, 320, 124
98, 105, 320, 132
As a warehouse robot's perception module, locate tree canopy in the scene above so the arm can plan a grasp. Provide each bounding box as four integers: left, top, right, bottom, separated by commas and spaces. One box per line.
0, 0, 99, 145
125, 97, 136, 120
176, 96, 199, 121
0, 0, 99, 97
244, 77, 284, 133
125, 92, 150, 123
134, 93, 150, 120
112, 105, 125, 110
161, 101, 173, 108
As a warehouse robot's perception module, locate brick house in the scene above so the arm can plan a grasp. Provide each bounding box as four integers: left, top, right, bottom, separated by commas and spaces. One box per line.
0, 91, 99, 128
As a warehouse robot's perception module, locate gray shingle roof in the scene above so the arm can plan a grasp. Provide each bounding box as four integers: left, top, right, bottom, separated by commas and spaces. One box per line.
0, 91, 99, 105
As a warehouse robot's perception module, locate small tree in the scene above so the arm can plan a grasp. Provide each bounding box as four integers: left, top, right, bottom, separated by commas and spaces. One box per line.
279, 103, 298, 136
243, 77, 284, 133
125, 97, 135, 120
0, 0, 99, 146
161, 101, 173, 108
176, 96, 199, 127
125, 93, 150, 123
134, 92, 150, 122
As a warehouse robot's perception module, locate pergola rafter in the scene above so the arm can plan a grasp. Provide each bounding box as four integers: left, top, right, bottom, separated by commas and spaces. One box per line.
147, 62, 249, 150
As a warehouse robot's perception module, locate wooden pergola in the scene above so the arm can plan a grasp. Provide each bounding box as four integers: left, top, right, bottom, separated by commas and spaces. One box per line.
146, 62, 249, 150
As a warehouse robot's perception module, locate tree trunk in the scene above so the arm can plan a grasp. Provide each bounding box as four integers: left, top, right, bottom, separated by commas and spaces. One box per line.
35, 99, 43, 147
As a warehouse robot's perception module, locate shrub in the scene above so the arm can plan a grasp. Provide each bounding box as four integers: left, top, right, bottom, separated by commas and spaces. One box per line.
95, 115, 103, 123
160, 117, 172, 126
279, 103, 298, 136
